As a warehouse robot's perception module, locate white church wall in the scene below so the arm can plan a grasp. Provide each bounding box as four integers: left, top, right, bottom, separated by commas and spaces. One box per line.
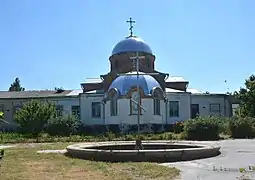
191, 94, 229, 117
50, 97, 80, 116
79, 93, 104, 125
166, 92, 191, 124
104, 98, 165, 125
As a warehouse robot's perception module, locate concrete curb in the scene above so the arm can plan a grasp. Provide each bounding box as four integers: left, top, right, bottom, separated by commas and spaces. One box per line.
66, 140, 221, 162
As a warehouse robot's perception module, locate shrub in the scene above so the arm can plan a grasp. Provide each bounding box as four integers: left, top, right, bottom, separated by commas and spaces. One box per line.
77, 124, 94, 135
46, 115, 80, 136
93, 125, 107, 134
215, 117, 231, 134
173, 121, 184, 133
105, 131, 116, 141
129, 125, 138, 133
108, 125, 121, 134
164, 124, 174, 132
183, 116, 220, 140
229, 117, 255, 138
151, 124, 163, 133
14, 100, 56, 138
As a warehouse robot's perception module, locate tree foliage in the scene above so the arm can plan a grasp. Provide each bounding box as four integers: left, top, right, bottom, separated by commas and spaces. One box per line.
54, 87, 65, 93
9, 77, 25, 91
234, 74, 255, 117
0, 111, 4, 120
14, 100, 56, 137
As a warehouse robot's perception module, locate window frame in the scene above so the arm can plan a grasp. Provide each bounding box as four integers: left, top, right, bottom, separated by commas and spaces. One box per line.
56, 105, 63, 117
71, 105, 81, 119
153, 98, 161, 115
110, 99, 118, 116
209, 103, 221, 116
129, 88, 142, 115
169, 101, 179, 117
92, 102, 101, 118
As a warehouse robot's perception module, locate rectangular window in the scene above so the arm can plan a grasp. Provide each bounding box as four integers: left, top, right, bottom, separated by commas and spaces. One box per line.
13, 104, 22, 116
153, 99, 160, 115
232, 104, 239, 116
56, 105, 63, 117
110, 100, 118, 116
191, 104, 200, 118
210, 103, 221, 116
92, 102, 101, 118
71, 105, 80, 119
169, 101, 179, 117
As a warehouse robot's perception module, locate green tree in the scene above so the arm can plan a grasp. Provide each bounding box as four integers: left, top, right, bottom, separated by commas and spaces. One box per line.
0, 112, 9, 140
234, 74, 255, 117
9, 77, 25, 91
0, 111, 4, 120
14, 100, 56, 138
54, 87, 65, 93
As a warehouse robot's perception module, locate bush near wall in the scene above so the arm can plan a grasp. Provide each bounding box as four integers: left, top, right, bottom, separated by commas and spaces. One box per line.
183, 116, 220, 141
229, 117, 255, 139
215, 117, 231, 135
151, 124, 163, 133
173, 121, 184, 133
107, 125, 121, 134
77, 124, 107, 135
46, 115, 80, 136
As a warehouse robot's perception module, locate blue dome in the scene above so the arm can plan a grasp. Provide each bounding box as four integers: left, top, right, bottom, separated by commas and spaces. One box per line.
108, 72, 161, 96
111, 36, 153, 56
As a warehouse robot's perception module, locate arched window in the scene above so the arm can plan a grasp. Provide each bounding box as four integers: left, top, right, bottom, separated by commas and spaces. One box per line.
107, 88, 119, 116
130, 88, 142, 115
152, 87, 164, 115
153, 98, 160, 115
110, 98, 118, 116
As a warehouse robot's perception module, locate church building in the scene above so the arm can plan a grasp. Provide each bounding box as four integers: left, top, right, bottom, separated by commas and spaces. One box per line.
0, 19, 238, 131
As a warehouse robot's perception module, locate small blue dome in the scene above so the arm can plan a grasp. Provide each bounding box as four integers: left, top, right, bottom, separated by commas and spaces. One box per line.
108, 72, 161, 96
111, 36, 153, 56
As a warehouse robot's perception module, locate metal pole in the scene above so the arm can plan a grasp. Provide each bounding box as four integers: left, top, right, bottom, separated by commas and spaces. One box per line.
136, 52, 140, 134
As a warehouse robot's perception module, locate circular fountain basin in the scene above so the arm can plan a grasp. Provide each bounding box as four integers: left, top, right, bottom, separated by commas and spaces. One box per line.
66, 140, 220, 162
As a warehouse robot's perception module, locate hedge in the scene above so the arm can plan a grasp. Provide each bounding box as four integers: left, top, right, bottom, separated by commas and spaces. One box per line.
183, 116, 220, 141
229, 117, 255, 138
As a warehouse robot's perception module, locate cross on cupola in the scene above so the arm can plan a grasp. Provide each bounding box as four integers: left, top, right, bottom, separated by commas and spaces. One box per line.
126, 17, 136, 37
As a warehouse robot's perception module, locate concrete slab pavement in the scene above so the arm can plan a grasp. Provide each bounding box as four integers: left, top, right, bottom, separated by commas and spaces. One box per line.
162, 139, 255, 180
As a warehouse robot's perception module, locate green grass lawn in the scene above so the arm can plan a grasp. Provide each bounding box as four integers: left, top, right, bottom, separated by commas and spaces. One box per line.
0, 143, 180, 180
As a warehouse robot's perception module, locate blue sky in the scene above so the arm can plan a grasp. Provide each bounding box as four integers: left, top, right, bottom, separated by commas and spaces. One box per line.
0, 0, 254, 93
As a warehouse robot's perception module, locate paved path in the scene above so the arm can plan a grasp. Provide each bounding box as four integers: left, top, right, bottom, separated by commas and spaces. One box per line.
162, 139, 255, 180
0, 142, 55, 149
0, 144, 16, 149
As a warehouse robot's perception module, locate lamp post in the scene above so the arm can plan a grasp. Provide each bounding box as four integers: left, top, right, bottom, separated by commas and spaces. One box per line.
118, 52, 160, 149
130, 52, 160, 136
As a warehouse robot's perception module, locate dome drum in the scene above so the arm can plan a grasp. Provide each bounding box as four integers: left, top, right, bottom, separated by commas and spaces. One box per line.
109, 52, 155, 72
